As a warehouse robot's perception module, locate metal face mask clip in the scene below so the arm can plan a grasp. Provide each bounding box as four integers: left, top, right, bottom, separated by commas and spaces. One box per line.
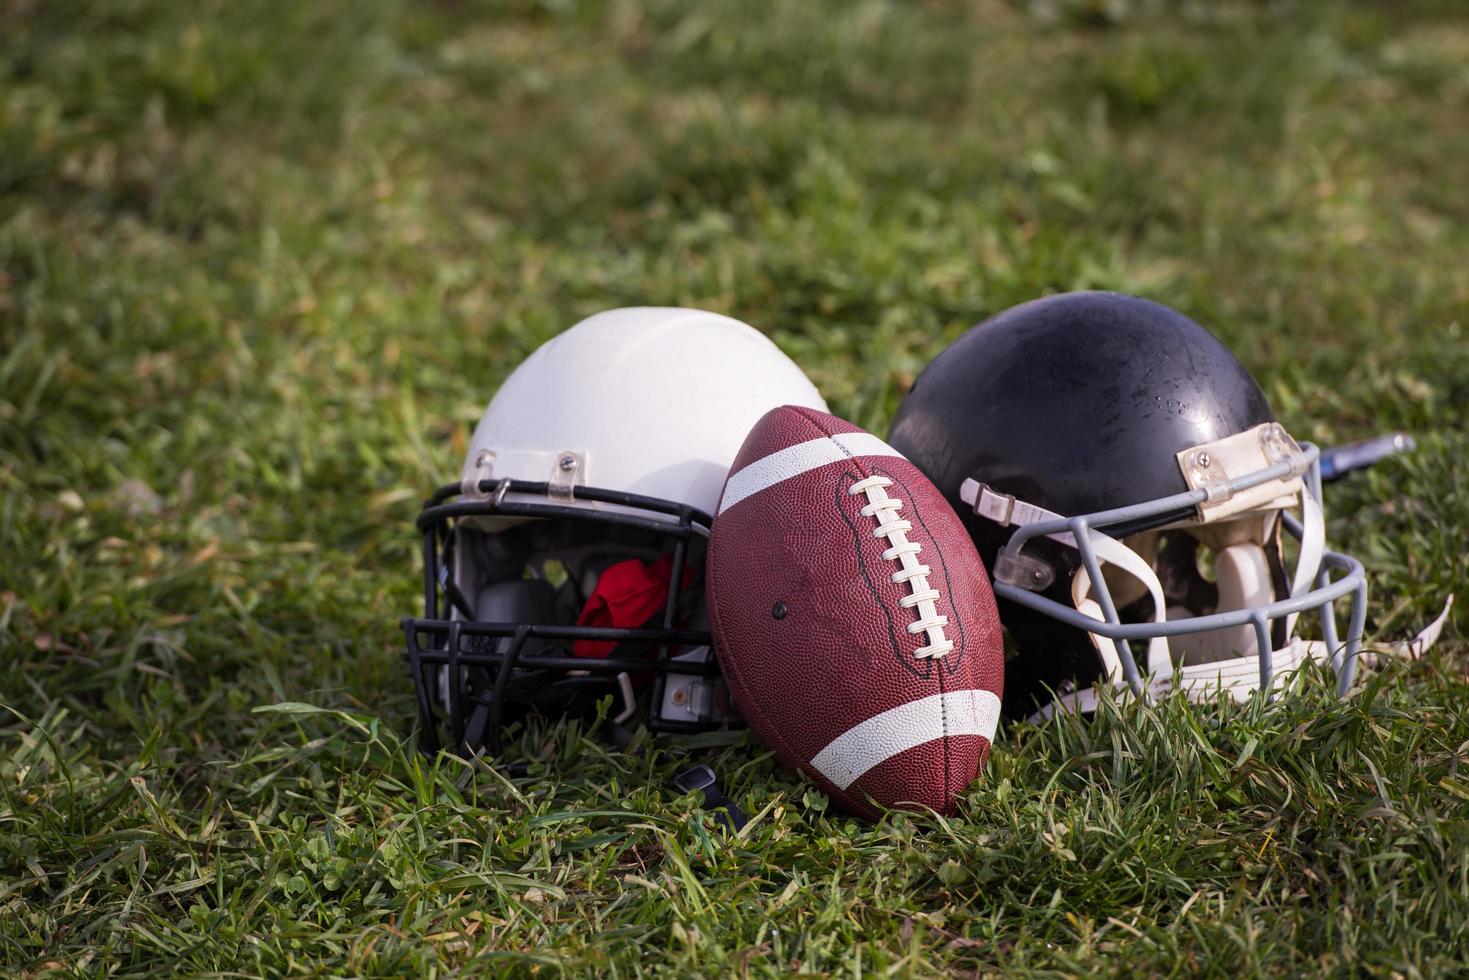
549, 450, 585, 502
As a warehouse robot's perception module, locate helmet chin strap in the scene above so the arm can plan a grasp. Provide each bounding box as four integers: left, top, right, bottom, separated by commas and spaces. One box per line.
1288, 487, 1326, 607
1068, 541, 1173, 683
967, 481, 1174, 682
1068, 483, 1329, 702
1028, 636, 1329, 722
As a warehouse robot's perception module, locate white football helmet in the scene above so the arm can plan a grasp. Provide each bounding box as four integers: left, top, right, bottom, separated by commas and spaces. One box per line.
404, 307, 828, 754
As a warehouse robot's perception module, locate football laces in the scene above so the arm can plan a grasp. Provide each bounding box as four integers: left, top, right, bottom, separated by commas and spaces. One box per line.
848, 475, 954, 659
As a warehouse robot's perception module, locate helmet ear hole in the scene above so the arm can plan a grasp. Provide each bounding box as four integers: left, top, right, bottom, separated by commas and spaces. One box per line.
1155, 531, 1220, 616
1193, 539, 1217, 584
535, 559, 571, 588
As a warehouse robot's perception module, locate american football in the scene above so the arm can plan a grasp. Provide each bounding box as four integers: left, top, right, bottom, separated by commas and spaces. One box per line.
707, 405, 1004, 819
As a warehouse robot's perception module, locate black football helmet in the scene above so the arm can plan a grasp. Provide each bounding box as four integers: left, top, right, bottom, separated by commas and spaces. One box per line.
889, 292, 1368, 720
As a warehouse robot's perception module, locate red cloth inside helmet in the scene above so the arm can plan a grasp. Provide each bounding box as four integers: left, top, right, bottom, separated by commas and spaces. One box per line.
573, 555, 691, 658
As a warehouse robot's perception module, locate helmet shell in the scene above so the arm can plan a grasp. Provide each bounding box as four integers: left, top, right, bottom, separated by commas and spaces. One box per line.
889, 291, 1276, 535
465, 307, 828, 518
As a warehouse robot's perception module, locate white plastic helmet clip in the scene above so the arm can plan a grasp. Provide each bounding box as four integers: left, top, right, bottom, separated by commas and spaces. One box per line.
548, 450, 585, 502
1177, 423, 1306, 523
962, 480, 1056, 591
461, 449, 497, 499
992, 551, 1056, 592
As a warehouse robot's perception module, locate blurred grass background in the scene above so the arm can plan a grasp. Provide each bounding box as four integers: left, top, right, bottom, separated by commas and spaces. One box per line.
2, 0, 1467, 974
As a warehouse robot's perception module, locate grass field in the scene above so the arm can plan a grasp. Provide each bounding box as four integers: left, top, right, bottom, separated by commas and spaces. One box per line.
4, 0, 1468, 974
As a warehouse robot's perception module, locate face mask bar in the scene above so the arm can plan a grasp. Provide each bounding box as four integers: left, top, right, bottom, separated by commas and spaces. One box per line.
965, 441, 1369, 701
403, 478, 720, 756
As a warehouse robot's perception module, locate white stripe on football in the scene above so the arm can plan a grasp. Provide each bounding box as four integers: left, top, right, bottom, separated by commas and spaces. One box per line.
718, 432, 904, 514
809, 689, 1001, 790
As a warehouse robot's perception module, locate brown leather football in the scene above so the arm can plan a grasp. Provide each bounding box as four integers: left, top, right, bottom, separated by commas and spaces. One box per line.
707, 405, 1005, 820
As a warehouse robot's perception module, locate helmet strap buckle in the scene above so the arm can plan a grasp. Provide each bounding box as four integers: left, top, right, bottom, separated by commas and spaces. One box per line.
960, 479, 1014, 526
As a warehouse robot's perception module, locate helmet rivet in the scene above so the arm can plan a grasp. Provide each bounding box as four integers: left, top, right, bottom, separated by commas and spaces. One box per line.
558, 454, 577, 472
1196, 452, 1211, 468
771, 601, 788, 620
475, 449, 494, 467
1031, 569, 1045, 585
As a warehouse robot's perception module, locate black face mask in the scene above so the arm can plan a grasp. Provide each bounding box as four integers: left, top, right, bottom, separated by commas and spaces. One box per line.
403, 478, 736, 757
